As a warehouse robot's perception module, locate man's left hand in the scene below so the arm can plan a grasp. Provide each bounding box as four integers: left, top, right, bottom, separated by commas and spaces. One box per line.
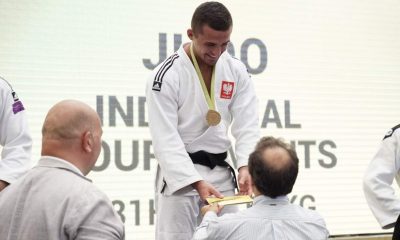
238, 166, 253, 195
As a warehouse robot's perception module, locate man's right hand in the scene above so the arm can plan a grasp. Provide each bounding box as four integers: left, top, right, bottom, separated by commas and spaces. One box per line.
191, 180, 224, 201
200, 203, 223, 216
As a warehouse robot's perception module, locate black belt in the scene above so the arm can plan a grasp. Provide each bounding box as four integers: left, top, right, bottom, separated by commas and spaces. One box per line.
188, 151, 239, 192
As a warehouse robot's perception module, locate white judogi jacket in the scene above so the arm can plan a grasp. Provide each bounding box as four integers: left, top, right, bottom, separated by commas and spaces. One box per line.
0, 77, 32, 184
146, 44, 259, 195
364, 124, 400, 228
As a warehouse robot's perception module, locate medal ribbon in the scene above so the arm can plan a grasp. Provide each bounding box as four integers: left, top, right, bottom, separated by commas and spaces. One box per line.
190, 44, 216, 111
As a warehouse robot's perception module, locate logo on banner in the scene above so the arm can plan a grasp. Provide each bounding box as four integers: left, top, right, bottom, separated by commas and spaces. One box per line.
220, 81, 234, 99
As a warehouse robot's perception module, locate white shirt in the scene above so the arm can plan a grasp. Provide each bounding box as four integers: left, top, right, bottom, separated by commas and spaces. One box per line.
363, 124, 400, 229
0, 77, 32, 184
146, 44, 259, 195
193, 195, 329, 240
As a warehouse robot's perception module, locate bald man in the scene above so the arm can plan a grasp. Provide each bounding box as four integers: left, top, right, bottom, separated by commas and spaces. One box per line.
193, 137, 329, 240
0, 100, 125, 240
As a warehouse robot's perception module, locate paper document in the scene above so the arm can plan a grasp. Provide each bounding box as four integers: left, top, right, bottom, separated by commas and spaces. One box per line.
206, 195, 253, 206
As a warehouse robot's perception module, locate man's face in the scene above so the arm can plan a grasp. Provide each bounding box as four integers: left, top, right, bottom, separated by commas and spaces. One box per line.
189, 24, 232, 67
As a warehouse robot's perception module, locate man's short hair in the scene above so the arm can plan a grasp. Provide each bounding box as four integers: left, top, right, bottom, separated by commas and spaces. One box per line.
191, 1, 232, 34
248, 136, 299, 198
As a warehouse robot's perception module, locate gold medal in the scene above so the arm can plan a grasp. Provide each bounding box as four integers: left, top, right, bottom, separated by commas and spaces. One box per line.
190, 44, 220, 127
206, 109, 221, 126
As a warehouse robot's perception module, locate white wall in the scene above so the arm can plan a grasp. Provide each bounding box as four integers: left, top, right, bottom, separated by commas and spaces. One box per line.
1, 0, 400, 238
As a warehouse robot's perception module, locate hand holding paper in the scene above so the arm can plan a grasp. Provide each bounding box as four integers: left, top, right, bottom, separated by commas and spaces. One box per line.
200, 203, 224, 216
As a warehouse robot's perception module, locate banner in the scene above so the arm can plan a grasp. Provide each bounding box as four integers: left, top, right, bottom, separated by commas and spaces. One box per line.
1, 0, 399, 238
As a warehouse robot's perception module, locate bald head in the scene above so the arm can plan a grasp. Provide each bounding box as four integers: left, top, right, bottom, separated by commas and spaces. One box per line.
248, 137, 299, 198
41, 100, 102, 175
42, 100, 99, 141
262, 146, 291, 172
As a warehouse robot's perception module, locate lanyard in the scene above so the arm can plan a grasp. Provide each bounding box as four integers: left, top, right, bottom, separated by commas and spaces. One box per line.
190, 44, 216, 111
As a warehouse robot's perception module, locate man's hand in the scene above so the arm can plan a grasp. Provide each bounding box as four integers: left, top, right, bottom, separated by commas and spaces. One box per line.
192, 180, 224, 201
238, 166, 253, 195
0, 180, 9, 192
200, 203, 223, 216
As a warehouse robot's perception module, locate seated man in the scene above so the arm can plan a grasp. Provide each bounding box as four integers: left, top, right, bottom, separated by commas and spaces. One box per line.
0, 100, 125, 240
193, 136, 329, 240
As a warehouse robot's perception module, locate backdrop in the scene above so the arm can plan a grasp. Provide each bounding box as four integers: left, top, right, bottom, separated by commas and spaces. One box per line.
1, 0, 400, 239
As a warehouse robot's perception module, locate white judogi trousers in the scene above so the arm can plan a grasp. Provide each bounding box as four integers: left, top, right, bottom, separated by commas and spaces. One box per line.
156, 189, 237, 240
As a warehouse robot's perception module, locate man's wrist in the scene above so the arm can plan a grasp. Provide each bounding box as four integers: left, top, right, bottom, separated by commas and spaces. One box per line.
191, 180, 203, 190
201, 205, 219, 216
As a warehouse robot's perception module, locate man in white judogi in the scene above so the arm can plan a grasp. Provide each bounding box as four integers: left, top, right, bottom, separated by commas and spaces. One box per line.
0, 77, 32, 192
364, 124, 400, 238
146, 2, 259, 239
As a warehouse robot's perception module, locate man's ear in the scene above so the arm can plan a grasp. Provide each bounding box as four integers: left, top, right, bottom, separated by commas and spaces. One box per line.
187, 29, 194, 40
82, 131, 93, 153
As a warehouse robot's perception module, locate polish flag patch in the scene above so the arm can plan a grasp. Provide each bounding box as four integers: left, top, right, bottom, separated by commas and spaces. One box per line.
220, 81, 234, 99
